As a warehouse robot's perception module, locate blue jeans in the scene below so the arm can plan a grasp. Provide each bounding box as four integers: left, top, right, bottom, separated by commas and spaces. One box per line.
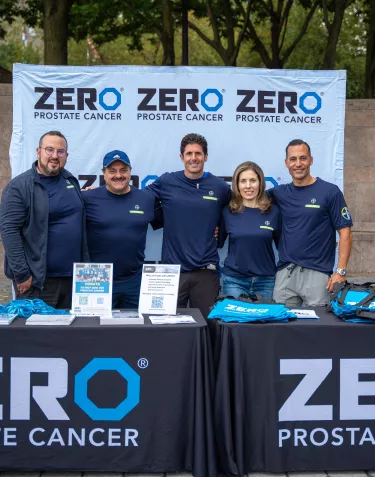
112, 272, 142, 309
222, 274, 275, 300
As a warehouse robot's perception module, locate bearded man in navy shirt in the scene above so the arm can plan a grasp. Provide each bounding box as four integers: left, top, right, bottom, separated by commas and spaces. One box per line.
269, 139, 352, 307
0, 130, 89, 308
83, 150, 160, 309
146, 133, 231, 318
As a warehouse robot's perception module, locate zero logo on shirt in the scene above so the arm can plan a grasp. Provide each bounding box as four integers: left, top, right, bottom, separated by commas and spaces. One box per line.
260, 221, 274, 231
305, 198, 320, 209
209, 190, 214, 196
341, 207, 351, 221
129, 204, 144, 214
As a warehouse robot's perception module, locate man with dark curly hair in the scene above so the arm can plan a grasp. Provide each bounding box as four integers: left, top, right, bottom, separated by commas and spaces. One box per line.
146, 133, 231, 318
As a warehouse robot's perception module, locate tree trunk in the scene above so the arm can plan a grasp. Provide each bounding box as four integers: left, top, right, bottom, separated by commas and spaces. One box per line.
43, 0, 72, 65
161, 0, 175, 66
322, 0, 348, 69
365, 0, 375, 97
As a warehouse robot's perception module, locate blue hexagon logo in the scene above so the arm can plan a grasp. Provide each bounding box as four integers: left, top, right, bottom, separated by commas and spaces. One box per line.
201, 89, 223, 112
299, 92, 321, 115
141, 174, 159, 189
99, 88, 122, 111
265, 176, 278, 188
74, 358, 140, 421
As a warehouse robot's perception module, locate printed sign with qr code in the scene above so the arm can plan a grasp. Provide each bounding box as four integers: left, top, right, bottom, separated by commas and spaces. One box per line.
151, 296, 164, 309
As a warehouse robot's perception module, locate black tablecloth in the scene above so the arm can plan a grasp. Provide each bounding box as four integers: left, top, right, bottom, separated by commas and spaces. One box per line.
0, 310, 216, 477
213, 307, 375, 475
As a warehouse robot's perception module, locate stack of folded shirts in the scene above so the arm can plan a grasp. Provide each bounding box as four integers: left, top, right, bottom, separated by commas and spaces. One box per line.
208, 299, 297, 323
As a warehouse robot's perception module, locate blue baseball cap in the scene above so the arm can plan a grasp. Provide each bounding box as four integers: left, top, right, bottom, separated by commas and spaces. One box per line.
103, 150, 131, 168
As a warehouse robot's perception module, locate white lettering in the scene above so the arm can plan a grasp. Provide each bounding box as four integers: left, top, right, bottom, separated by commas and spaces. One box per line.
341, 359, 375, 419
278, 429, 291, 447
10, 358, 69, 420
346, 427, 360, 445
68, 428, 85, 446
310, 428, 329, 446
332, 427, 344, 446
29, 427, 45, 446
124, 428, 138, 446
359, 427, 375, 445
294, 428, 307, 446
47, 428, 65, 446
279, 359, 333, 421
3, 428, 17, 446
108, 428, 121, 446
89, 428, 105, 446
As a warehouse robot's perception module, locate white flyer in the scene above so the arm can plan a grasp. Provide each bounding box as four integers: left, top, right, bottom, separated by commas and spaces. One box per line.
0, 314, 17, 325
26, 314, 76, 326
139, 264, 180, 315
290, 309, 320, 320
72, 263, 113, 316
149, 315, 196, 325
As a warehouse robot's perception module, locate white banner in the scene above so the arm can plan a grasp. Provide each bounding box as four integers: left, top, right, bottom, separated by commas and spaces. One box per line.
11, 64, 346, 260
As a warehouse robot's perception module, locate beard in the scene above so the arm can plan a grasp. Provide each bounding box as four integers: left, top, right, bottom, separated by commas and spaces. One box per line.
38, 159, 62, 176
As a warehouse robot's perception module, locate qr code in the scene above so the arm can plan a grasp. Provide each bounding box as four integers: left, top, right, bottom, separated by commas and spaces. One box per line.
79, 296, 88, 305
151, 296, 164, 309
97, 297, 104, 305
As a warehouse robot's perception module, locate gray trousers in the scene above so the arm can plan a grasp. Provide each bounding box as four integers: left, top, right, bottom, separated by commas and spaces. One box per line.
273, 264, 330, 307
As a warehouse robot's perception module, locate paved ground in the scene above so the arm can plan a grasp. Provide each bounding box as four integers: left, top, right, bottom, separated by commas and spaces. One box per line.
0, 278, 12, 305
1, 278, 374, 476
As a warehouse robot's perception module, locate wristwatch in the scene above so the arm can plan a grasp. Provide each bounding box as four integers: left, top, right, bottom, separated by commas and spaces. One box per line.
335, 268, 347, 276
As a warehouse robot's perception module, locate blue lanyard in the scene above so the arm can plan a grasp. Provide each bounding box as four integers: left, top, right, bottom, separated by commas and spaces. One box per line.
0, 299, 71, 318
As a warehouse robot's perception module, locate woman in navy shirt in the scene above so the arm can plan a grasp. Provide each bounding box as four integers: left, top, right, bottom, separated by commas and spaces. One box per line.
218, 161, 281, 300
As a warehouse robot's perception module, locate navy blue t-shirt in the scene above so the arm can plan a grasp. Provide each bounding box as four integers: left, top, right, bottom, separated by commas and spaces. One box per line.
268, 178, 353, 275
218, 205, 281, 277
39, 174, 84, 277
146, 171, 231, 272
83, 186, 155, 280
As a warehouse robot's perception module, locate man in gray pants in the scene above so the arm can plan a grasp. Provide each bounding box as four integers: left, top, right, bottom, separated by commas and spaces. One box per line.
268, 139, 352, 307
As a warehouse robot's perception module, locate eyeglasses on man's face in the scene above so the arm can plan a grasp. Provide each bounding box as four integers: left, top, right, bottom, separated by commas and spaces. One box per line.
40, 146, 67, 158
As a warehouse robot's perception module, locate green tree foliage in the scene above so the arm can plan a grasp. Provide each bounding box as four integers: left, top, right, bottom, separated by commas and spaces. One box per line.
321, 0, 355, 69
286, 3, 366, 97
0, 19, 42, 70
189, 0, 320, 68
0, 0, 372, 98
188, 0, 253, 66
364, 0, 375, 96
69, 0, 178, 65
0, 0, 20, 38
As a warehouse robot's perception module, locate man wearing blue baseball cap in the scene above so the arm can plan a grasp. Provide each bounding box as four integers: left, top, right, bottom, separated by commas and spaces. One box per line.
83, 150, 161, 308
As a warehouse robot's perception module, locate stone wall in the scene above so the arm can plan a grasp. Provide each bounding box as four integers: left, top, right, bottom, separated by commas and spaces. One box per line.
0, 85, 374, 277
345, 100, 375, 276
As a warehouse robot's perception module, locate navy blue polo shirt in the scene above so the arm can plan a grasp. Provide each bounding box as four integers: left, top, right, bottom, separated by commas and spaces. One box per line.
146, 171, 231, 272
218, 205, 281, 277
83, 186, 155, 280
39, 174, 84, 277
268, 178, 352, 275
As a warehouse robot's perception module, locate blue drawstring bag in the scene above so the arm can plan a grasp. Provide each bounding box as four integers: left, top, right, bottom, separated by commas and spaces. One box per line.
329, 282, 375, 323
208, 299, 296, 323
